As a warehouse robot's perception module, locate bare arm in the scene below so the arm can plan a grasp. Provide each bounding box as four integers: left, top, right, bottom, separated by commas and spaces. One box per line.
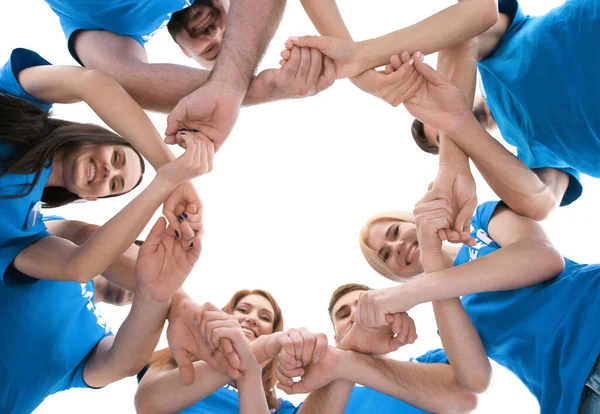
18, 65, 174, 170
359, 0, 498, 72
296, 380, 354, 414
300, 0, 352, 39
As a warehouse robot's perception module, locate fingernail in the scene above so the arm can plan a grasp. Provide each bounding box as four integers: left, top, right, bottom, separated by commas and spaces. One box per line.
178, 215, 184, 223
313, 353, 321, 363
175, 230, 179, 238
409, 58, 414, 65
289, 36, 298, 41
191, 129, 198, 133
189, 242, 194, 248
193, 318, 198, 328
182, 212, 188, 219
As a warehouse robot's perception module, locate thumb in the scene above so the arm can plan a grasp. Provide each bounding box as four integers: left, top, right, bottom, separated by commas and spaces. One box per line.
166, 100, 186, 137
288, 35, 331, 52
172, 349, 195, 386
454, 200, 476, 236
413, 57, 447, 86
140, 217, 167, 254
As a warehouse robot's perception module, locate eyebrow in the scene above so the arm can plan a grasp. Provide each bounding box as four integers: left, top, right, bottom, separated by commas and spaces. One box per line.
385, 225, 392, 240
334, 304, 350, 319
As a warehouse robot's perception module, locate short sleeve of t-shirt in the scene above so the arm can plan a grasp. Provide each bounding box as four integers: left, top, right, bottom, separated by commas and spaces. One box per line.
0, 48, 54, 285
413, 349, 449, 364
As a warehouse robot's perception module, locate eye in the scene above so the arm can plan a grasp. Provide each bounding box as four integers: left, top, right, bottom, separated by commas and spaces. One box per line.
236, 307, 248, 314
394, 226, 399, 239
204, 46, 213, 55
112, 150, 118, 165
110, 178, 116, 192
260, 316, 271, 322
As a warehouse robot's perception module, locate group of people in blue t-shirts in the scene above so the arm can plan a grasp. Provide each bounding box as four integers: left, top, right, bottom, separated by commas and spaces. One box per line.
1, 0, 599, 413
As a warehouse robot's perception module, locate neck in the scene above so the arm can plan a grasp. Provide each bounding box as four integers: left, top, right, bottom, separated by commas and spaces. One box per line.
46, 153, 64, 187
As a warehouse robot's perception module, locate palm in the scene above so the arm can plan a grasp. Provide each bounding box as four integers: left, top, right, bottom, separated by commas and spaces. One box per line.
163, 182, 203, 234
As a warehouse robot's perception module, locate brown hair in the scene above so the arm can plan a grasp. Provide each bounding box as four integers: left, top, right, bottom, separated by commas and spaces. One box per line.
328, 283, 372, 323
0, 94, 145, 207
411, 118, 439, 155
149, 289, 284, 411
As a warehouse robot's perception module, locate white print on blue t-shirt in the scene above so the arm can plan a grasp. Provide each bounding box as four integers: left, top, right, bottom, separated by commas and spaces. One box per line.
468, 229, 495, 262
80, 283, 111, 335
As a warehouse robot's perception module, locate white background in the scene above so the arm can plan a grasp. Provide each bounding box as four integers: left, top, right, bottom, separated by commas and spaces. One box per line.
1, 0, 592, 413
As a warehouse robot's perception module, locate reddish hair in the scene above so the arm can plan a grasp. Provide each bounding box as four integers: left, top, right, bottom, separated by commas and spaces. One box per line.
149, 289, 284, 410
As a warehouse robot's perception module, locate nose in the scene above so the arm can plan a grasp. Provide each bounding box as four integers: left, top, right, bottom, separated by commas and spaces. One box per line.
206, 24, 220, 40
244, 313, 259, 326
392, 240, 405, 256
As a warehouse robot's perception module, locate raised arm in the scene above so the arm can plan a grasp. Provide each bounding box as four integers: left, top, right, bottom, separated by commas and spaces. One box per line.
82, 217, 201, 387
165, 0, 287, 149
288, 0, 498, 79
404, 57, 570, 221
13, 135, 213, 283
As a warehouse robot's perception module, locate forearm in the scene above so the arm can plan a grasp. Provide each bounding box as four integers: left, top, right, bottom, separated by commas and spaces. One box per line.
210, 0, 286, 93
84, 291, 169, 387
359, 0, 497, 71
452, 117, 562, 220
135, 362, 232, 414
238, 368, 271, 414
437, 41, 478, 168
413, 240, 563, 304
300, 0, 353, 39
79, 70, 175, 169
339, 351, 476, 413
67, 176, 175, 282
297, 380, 354, 414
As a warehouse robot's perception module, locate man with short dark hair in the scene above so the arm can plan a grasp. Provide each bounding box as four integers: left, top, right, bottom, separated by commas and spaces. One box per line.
276, 282, 479, 414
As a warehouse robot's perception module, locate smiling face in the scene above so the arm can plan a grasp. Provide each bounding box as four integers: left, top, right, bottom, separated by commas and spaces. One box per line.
366, 219, 423, 280
330, 290, 363, 344
61, 144, 143, 200
170, 0, 229, 68
232, 294, 276, 342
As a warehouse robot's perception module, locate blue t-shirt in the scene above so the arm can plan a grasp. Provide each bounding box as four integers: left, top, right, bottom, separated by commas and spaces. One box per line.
454, 201, 600, 414
0, 48, 54, 284
43, 0, 192, 64
477, 0, 600, 205
0, 258, 113, 412
178, 384, 296, 414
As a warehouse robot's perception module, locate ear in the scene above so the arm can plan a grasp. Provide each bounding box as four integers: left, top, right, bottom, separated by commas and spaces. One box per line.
80, 196, 98, 201
179, 44, 192, 58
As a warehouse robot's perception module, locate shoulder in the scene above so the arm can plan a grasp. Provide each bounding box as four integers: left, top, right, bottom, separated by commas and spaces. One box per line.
0, 48, 53, 112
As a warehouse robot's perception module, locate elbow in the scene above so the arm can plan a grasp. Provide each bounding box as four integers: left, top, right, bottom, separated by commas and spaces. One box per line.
135, 390, 157, 414
463, 373, 491, 395
479, 0, 499, 31
66, 263, 96, 284
518, 195, 557, 222
537, 241, 565, 276
451, 389, 479, 413
73, 223, 100, 245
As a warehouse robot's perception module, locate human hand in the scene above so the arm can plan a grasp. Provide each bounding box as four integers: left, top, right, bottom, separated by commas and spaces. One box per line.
354, 287, 418, 330
163, 182, 203, 240
134, 217, 201, 303
202, 311, 260, 379
285, 36, 364, 79
165, 80, 244, 151
156, 133, 215, 188
342, 313, 417, 355
349, 52, 424, 106
166, 297, 240, 385
403, 53, 472, 135
253, 45, 334, 101
274, 328, 329, 370
276, 345, 340, 394
430, 165, 477, 244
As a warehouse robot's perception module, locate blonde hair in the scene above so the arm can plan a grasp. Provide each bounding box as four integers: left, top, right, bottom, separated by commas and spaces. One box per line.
359, 211, 416, 281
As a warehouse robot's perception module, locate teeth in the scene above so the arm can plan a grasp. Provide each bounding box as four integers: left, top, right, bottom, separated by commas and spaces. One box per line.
407, 245, 417, 265
89, 163, 96, 182
242, 328, 255, 338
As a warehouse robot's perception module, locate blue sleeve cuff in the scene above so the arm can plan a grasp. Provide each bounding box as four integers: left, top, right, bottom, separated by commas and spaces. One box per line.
412, 349, 449, 364
0, 48, 53, 113
557, 168, 583, 206
0, 231, 50, 285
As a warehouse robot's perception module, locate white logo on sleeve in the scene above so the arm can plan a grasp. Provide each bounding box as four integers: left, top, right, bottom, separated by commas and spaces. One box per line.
80, 283, 112, 335
468, 229, 495, 262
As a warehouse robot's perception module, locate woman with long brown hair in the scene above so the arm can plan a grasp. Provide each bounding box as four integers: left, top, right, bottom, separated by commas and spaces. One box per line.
0, 47, 211, 286
135, 289, 298, 414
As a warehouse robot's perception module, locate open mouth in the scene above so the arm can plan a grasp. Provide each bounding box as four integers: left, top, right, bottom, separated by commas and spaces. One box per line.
406, 243, 418, 266
88, 159, 97, 183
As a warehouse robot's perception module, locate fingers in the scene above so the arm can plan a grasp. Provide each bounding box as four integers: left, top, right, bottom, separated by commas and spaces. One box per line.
299, 328, 316, 366
284, 46, 301, 76
140, 217, 167, 254
306, 48, 322, 89
287, 35, 329, 51
317, 56, 336, 92
412, 52, 447, 86
165, 100, 186, 137
172, 348, 195, 386
296, 47, 311, 82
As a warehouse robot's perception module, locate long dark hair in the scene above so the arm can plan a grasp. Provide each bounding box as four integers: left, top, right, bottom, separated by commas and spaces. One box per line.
149, 289, 285, 411
0, 94, 145, 207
